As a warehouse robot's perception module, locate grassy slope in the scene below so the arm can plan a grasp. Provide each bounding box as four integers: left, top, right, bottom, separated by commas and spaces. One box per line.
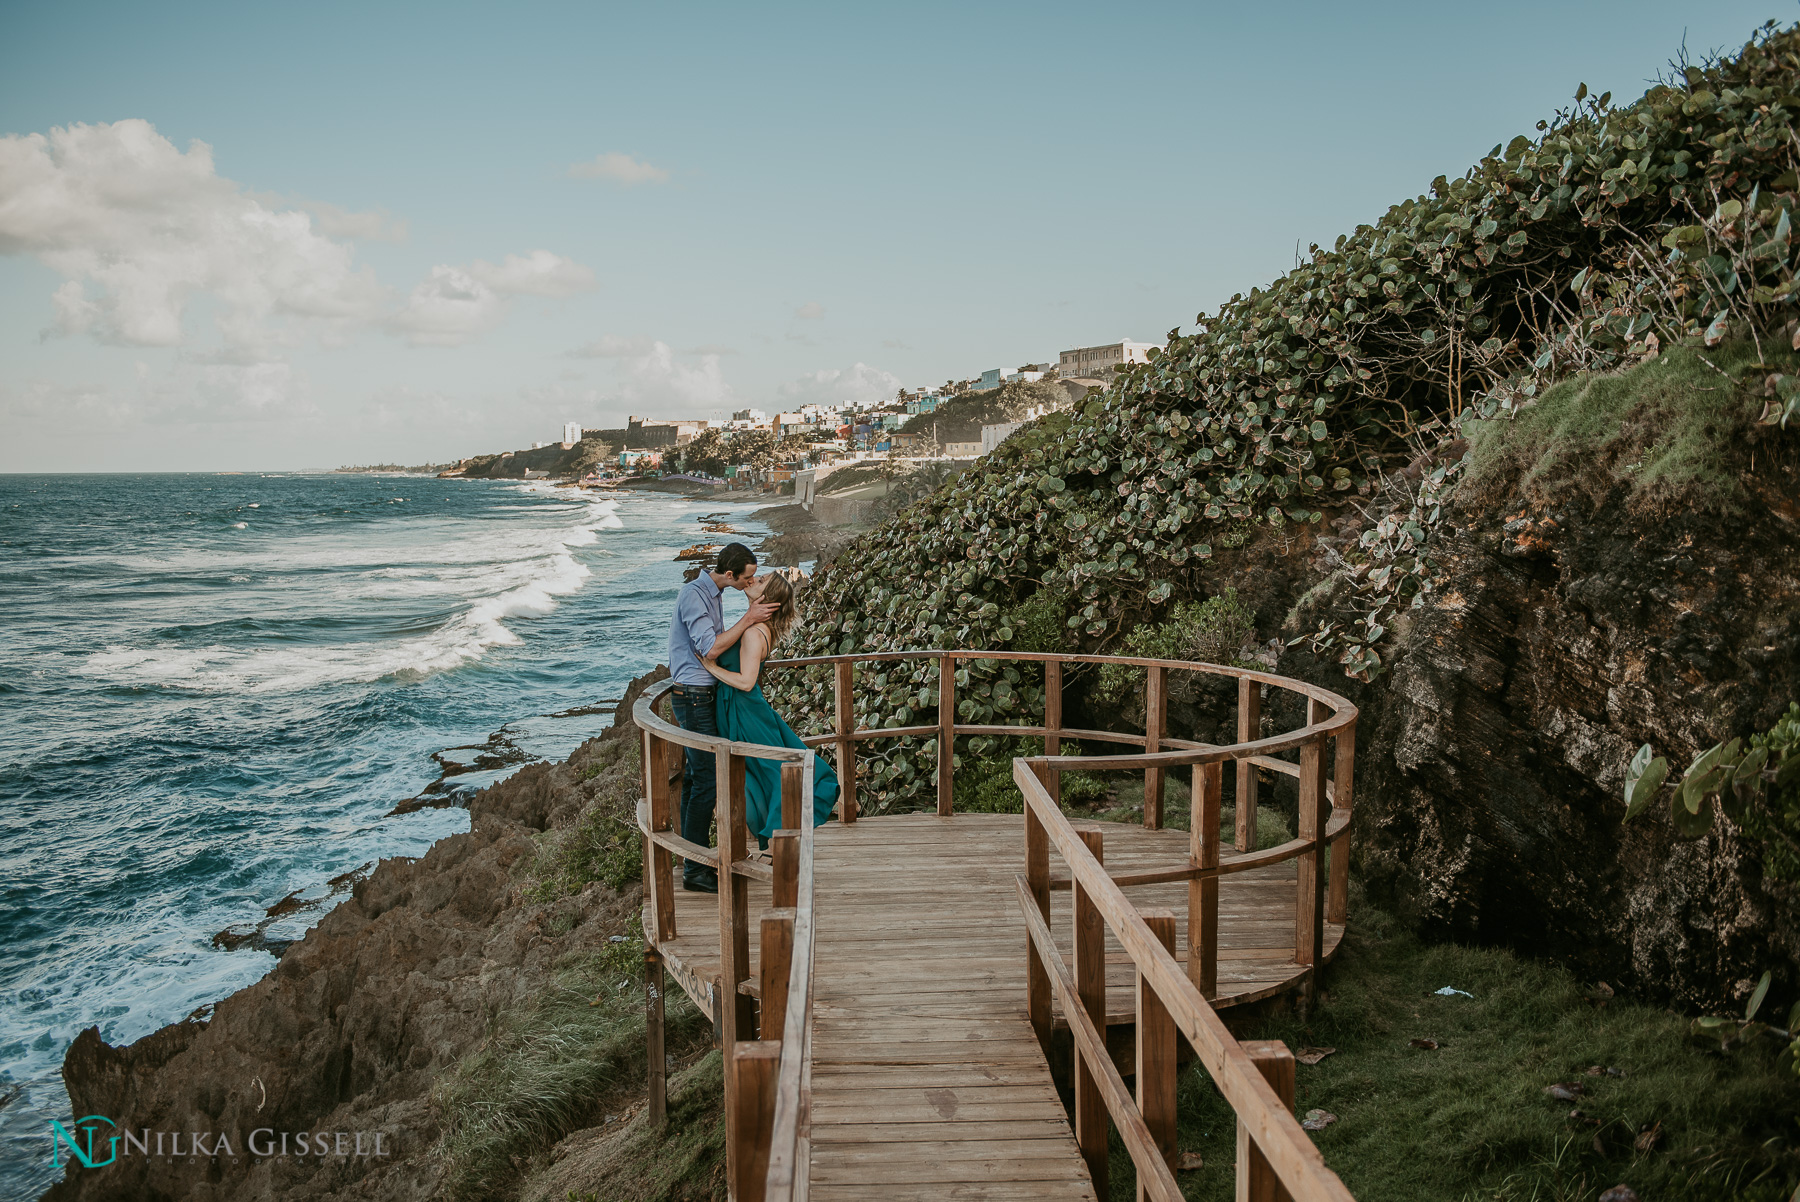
437, 724, 1796, 1202
1463, 342, 1784, 515
1108, 900, 1799, 1202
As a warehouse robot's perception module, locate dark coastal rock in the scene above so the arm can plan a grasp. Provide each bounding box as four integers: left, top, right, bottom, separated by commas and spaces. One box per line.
44, 668, 668, 1202
1270, 468, 1800, 1008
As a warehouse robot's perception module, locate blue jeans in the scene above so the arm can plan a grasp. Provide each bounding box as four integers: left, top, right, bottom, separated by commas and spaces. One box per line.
672, 684, 719, 887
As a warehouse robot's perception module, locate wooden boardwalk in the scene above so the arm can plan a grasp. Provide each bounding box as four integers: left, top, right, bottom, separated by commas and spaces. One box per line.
643, 811, 1343, 1198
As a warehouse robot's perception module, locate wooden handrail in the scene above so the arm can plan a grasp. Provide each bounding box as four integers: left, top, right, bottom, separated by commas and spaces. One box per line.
633, 647, 1357, 1200
1014, 872, 1183, 1202
1016, 761, 1357, 1202
633, 682, 818, 1201
763, 754, 815, 1201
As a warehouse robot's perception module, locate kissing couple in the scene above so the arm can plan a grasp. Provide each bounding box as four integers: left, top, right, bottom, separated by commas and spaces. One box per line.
666, 542, 839, 893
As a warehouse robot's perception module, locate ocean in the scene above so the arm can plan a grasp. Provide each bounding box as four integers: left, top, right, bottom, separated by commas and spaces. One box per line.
0, 472, 765, 1197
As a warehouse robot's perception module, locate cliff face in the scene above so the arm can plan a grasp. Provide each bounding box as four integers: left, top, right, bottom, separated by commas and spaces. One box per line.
45, 671, 666, 1202
1333, 465, 1800, 1008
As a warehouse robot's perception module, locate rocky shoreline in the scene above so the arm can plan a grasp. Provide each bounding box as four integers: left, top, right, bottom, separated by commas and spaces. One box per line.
46, 671, 682, 1202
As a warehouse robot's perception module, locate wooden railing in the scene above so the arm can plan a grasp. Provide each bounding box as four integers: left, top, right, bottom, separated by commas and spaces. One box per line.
635, 650, 1359, 1201
635, 682, 817, 1202
1015, 662, 1357, 1201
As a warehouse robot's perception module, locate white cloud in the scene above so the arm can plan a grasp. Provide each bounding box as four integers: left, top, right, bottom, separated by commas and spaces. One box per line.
470, 249, 595, 298
387, 266, 506, 347
568, 333, 655, 359
776, 362, 901, 409
794, 301, 825, 320
613, 341, 734, 412
567, 152, 669, 185
2, 359, 314, 428
306, 200, 409, 243
392, 251, 597, 346
0, 119, 594, 356
0, 119, 388, 349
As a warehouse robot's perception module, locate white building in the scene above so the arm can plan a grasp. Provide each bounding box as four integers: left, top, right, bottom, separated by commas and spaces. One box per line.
732, 408, 769, 424
563, 421, 583, 444
981, 405, 1052, 455
1056, 340, 1164, 383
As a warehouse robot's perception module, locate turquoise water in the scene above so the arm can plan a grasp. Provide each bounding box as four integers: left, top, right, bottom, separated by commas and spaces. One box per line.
0, 473, 761, 1196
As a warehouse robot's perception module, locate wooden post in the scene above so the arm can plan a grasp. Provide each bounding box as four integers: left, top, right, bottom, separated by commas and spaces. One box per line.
1328, 717, 1356, 925
1072, 824, 1108, 1199
730, 1040, 782, 1202
1024, 760, 1053, 1047
1137, 909, 1179, 1202
646, 948, 667, 1126
1235, 678, 1261, 853
1189, 761, 1222, 999
938, 654, 957, 816
1044, 659, 1063, 805
644, 731, 677, 940
834, 660, 858, 823
779, 762, 803, 831
1295, 735, 1327, 975
759, 909, 796, 1041
770, 830, 799, 909
1236, 1041, 1297, 1202
1144, 664, 1166, 830
717, 749, 753, 1187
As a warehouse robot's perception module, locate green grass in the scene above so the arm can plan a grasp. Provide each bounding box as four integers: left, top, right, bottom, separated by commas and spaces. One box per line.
540, 1051, 728, 1202
530, 735, 644, 900
1462, 341, 1781, 514
434, 942, 709, 1201
1104, 901, 1800, 1201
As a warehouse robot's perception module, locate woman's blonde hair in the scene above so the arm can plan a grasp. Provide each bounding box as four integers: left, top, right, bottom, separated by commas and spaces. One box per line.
759, 572, 799, 648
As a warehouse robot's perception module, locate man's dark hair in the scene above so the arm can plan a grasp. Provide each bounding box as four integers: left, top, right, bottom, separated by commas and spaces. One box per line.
715, 542, 757, 578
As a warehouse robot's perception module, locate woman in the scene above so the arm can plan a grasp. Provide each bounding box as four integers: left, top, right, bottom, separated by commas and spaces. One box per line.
702, 571, 839, 844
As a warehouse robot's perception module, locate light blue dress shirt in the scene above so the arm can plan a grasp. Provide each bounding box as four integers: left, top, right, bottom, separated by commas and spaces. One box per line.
668, 573, 724, 685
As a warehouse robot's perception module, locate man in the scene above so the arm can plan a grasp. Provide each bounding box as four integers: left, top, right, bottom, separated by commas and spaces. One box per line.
667, 542, 776, 892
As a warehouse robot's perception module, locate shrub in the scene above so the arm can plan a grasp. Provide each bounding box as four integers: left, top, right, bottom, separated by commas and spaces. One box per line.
1096, 590, 1257, 705
773, 22, 1800, 807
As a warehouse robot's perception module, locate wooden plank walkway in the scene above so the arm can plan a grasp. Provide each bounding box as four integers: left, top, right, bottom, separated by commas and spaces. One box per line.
806, 814, 1095, 1200
643, 810, 1345, 1199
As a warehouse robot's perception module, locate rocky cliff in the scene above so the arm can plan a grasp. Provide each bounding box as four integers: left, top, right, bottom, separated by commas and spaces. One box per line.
1285, 418, 1800, 1009
45, 671, 673, 1202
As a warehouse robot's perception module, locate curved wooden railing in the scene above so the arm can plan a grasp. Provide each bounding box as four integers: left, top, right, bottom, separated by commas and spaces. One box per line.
635, 649, 1358, 1202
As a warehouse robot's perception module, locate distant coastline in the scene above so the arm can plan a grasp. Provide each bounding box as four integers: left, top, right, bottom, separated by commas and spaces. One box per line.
333, 462, 457, 474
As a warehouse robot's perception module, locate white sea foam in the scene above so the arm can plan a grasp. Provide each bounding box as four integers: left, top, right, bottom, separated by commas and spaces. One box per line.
76, 496, 626, 694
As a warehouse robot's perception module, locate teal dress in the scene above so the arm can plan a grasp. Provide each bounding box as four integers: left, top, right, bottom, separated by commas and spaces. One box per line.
715, 642, 839, 843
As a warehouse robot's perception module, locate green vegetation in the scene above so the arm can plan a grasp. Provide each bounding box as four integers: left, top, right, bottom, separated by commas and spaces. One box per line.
530, 736, 645, 899
1108, 900, 1800, 1201
899, 379, 1063, 444
550, 1052, 728, 1202
948, 744, 1294, 851
434, 947, 708, 1202
1463, 342, 1779, 513
1095, 591, 1257, 704
773, 24, 1800, 804
1624, 701, 1800, 878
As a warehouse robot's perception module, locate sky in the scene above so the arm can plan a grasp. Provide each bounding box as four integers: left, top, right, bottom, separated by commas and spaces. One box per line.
0, 0, 1792, 472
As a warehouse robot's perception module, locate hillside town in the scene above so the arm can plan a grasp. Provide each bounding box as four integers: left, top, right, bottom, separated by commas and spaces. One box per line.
439, 338, 1163, 494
